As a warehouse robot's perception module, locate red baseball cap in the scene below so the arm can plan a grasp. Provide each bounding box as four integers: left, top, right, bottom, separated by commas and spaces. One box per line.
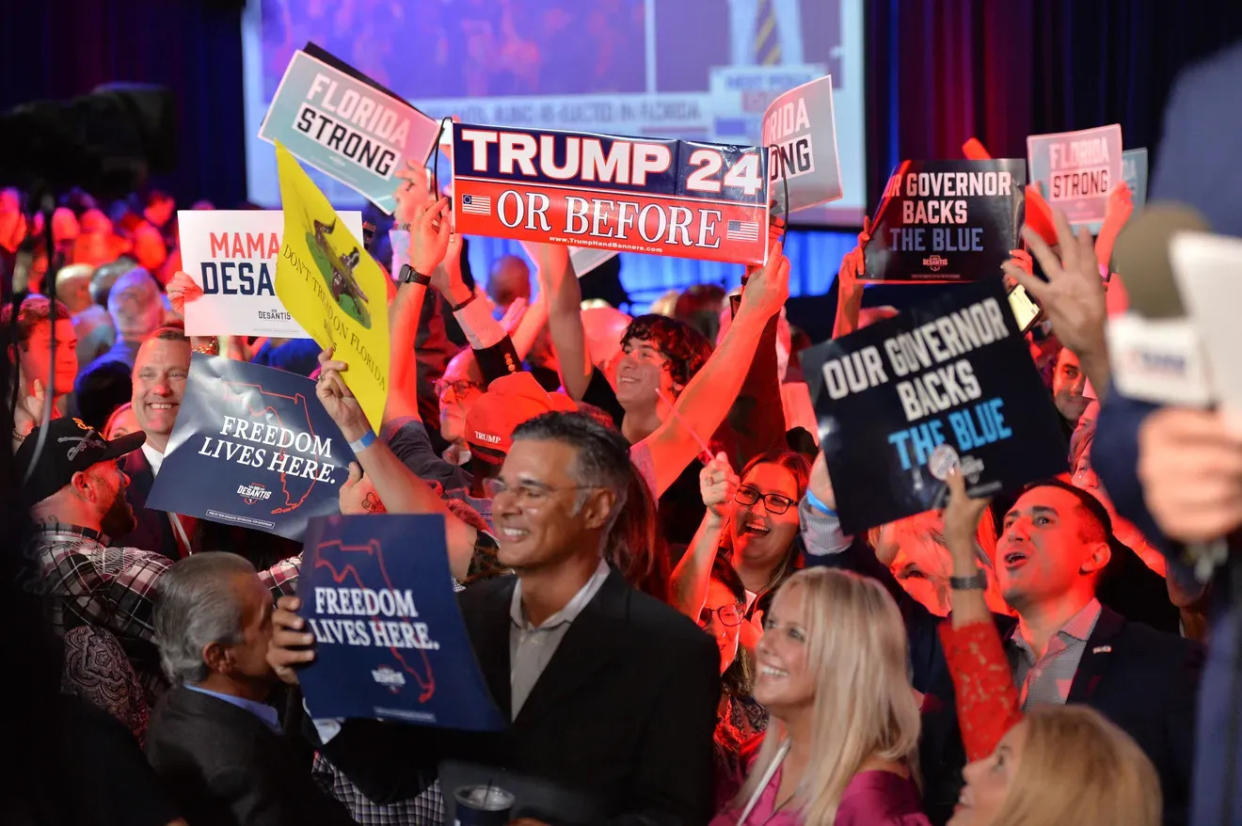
465, 372, 577, 464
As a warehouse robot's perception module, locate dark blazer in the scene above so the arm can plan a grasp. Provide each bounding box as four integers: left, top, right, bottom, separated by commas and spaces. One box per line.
116, 447, 302, 567
810, 541, 1202, 826
320, 569, 721, 825
146, 685, 355, 826
117, 448, 178, 560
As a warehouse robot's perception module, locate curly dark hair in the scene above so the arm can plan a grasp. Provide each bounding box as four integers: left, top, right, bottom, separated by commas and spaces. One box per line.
620, 314, 714, 388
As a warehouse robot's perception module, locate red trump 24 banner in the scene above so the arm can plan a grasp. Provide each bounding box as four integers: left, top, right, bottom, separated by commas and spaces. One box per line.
451, 123, 769, 266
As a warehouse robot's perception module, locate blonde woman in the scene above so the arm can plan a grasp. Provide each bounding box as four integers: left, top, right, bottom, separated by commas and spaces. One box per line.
711, 568, 929, 825
949, 704, 1160, 826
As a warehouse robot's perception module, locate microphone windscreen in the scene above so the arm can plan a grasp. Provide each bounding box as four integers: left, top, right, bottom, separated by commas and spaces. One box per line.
1114, 203, 1210, 319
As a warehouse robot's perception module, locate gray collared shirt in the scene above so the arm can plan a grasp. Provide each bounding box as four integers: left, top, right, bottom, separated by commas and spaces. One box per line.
508, 559, 611, 720
1007, 598, 1102, 709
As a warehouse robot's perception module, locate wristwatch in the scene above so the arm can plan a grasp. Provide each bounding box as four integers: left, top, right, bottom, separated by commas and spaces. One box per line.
950, 571, 988, 590
399, 264, 431, 286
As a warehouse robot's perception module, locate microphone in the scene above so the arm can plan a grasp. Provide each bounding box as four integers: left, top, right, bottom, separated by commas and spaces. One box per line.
1106, 203, 1212, 407
1111, 203, 1242, 581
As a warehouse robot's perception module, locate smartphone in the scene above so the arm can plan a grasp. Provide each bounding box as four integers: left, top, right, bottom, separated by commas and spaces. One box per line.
1007, 283, 1042, 333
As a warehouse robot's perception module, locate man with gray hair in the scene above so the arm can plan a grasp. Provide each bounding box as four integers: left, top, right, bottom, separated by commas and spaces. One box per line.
146, 552, 355, 826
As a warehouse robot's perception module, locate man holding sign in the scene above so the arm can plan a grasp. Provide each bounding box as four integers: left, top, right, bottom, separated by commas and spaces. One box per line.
269, 399, 719, 823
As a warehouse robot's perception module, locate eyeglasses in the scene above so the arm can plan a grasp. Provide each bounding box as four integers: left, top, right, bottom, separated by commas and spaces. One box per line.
435, 378, 481, 397
484, 477, 595, 508
734, 485, 796, 515
699, 603, 742, 627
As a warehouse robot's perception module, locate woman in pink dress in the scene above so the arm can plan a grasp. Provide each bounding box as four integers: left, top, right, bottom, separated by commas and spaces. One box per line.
711, 568, 930, 826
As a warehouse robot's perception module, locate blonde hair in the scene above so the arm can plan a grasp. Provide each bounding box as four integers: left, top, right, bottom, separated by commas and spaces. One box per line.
736, 568, 921, 825
993, 705, 1161, 826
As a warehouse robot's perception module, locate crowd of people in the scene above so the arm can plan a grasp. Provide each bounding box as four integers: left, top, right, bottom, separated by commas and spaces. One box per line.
4, 45, 1242, 826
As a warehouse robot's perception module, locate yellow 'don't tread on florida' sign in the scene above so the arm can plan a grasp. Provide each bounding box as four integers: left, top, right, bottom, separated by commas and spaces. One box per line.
274, 142, 389, 432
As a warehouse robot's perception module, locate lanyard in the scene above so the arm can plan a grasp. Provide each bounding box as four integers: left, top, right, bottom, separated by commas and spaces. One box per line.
736, 739, 791, 826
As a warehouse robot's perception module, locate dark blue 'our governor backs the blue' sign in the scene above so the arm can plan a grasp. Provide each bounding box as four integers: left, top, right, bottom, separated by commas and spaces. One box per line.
148, 356, 353, 541
862, 159, 1026, 282
297, 514, 506, 730
800, 278, 1067, 534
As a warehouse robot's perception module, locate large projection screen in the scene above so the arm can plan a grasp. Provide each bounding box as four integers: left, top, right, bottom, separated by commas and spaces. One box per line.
243, 0, 866, 226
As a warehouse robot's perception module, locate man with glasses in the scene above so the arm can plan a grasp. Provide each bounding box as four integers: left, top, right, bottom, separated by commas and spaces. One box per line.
270, 380, 720, 823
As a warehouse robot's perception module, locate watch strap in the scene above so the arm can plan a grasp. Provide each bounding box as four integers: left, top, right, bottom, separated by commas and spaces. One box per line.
950, 571, 988, 590
400, 264, 431, 286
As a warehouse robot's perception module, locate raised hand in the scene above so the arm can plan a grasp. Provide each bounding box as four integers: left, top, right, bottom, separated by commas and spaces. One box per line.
393, 161, 434, 227
942, 466, 991, 561
166, 270, 205, 318
315, 347, 369, 442
266, 595, 315, 686
339, 461, 386, 514
699, 451, 739, 520
1138, 407, 1242, 543
408, 196, 453, 275
499, 296, 529, 334
739, 239, 790, 319
1002, 209, 1107, 364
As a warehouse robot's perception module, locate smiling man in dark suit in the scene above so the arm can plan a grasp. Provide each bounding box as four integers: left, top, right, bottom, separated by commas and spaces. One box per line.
116, 326, 192, 560
269, 408, 720, 825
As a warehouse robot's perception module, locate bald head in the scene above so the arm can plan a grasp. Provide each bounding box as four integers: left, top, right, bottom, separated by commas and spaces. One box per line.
487, 255, 531, 308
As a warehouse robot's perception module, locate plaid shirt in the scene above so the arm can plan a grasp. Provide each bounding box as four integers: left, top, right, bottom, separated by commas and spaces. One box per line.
24, 523, 173, 701
24, 523, 303, 700
24, 524, 170, 645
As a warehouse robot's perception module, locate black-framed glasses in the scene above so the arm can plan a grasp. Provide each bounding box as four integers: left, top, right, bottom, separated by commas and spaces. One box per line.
699, 603, 742, 627
434, 378, 481, 397
734, 485, 796, 515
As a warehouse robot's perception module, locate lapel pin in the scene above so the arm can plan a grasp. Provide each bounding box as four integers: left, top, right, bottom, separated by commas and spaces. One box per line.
1092, 645, 1112, 654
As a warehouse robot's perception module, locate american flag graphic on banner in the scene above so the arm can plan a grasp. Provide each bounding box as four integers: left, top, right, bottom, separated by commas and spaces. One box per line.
726, 219, 760, 242
461, 194, 491, 215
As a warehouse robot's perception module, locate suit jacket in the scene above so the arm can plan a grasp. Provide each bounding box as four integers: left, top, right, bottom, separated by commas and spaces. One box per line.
810, 541, 1202, 826
321, 569, 721, 825
146, 685, 355, 826
118, 448, 179, 561
117, 448, 302, 567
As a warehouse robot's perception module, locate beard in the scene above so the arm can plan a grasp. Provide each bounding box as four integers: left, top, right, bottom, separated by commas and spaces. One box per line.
100, 490, 137, 538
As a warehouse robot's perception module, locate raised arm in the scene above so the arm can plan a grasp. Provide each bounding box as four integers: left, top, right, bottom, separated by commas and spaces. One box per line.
833, 245, 865, 338
1093, 181, 1133, 276
528, 240, 593, 399
1003, 209, 1110, 398
384, 171, 448, 426
669, 453, 736, 620
833, 218, 871, 339
639, 242, 789, 497
317, 348, 477, 580
938, 467, 1021, 762
510, 290, 549, 362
